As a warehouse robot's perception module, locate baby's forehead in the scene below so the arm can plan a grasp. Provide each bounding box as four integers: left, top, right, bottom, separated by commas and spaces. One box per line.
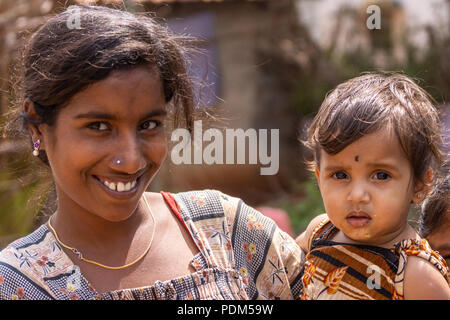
317, 131, 415, 175
324, 129, 404, 157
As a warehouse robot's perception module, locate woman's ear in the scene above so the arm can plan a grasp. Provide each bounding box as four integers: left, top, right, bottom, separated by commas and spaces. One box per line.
23, 99, 45, 150
412, 168, 433, 204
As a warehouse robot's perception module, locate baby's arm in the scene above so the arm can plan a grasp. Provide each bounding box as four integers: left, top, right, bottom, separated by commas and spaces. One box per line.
403, 255, 450, 300
295, 213, 328, 253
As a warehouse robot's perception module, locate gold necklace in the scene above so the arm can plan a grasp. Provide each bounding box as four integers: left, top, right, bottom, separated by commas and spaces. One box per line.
47, 195, 156, 270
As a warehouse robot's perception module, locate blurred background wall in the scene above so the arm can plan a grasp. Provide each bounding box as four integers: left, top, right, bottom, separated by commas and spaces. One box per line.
0, 0, 449, 247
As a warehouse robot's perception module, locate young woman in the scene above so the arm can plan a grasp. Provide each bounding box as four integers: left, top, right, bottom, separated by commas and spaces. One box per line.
0, 5, 303, 300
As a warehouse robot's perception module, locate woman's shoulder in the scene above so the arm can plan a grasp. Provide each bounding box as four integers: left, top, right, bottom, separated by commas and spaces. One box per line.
0, 224, 57, 300
168, 189, 238, 204
164, 189, 242, 221
0, 224, 50, 262
165, 189, 281, 233
0, 224, 56, 274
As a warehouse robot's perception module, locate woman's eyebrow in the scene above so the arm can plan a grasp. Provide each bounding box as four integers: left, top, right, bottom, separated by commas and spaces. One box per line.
74, 111, 116, 120
74, 109, 167, 120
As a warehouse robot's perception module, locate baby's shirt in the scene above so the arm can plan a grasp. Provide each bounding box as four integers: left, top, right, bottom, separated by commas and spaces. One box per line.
299, 217, 449, 300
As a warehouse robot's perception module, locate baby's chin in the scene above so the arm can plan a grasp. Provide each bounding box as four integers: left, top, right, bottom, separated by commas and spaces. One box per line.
346, 232, 376, 244
337, 223, 380, 245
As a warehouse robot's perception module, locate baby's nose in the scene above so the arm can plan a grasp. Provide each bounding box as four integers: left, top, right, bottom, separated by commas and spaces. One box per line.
347, 182, 371, 204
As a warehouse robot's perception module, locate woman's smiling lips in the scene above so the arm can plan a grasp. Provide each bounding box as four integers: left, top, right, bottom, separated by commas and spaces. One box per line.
346, 211, 372, 228
92, 174, 144, 199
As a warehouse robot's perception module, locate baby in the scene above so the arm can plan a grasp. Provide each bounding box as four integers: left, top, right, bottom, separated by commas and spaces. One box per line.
296, 73, 449, 300
420, 174, 449, 266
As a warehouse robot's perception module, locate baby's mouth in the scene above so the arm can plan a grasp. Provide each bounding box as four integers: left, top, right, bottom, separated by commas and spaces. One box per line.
346, 211, 371, 228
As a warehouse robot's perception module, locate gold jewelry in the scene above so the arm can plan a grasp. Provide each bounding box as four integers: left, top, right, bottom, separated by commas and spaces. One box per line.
47, 195, 156, 270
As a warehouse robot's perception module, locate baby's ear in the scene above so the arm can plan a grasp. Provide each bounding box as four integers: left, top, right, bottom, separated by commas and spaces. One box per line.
314, 167, 320, 181
314, 167, 320, 184
412, 168, 433, 204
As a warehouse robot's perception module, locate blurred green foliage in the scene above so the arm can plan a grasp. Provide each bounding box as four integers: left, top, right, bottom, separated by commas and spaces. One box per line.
282, 176, 325, 235
0, 139, 50, 249
0, 174, 39, 247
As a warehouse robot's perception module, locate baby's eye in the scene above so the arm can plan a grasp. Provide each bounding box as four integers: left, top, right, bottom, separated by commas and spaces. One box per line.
332, 172, 348, 180
87, 122, 109, 131
140, 120, 159, 131
372, 172, 390, 180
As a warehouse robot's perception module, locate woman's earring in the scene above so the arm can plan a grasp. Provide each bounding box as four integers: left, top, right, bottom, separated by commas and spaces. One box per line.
32, 139, 40, 156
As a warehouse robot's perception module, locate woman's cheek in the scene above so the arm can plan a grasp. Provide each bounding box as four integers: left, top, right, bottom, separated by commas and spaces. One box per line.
145, 136, 168, 162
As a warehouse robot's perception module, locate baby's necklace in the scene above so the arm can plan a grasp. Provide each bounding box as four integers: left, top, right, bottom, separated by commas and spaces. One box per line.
47, 195, 155, 270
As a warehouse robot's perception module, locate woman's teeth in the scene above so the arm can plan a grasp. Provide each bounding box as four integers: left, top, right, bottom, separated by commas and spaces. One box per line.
103, 180, 137, 192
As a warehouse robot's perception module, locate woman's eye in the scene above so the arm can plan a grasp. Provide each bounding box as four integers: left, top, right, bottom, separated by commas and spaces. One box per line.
332, 172, 348, 180
140, 120, 159, 131
373, 172, 390, 180
87, 122, 109, 131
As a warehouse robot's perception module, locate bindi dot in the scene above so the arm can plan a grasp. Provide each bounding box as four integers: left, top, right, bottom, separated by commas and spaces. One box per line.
355, 155, 359, 162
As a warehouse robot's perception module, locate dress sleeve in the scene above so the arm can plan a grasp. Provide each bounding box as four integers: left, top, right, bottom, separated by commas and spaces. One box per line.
217, 191, 306, 300
0, 248, 54, 300
393, 238, 450, 299
0, 261, 16, 300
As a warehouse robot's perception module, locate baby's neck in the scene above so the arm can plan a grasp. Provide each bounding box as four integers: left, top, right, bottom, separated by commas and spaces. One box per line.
331, 223, 419, 248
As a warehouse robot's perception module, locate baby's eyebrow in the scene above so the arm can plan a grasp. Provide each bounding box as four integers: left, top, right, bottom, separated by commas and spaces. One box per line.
322, 165, 347, 172
366, 162, 400, 171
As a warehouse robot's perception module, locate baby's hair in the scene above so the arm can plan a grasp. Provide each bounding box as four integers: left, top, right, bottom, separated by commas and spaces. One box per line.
3, 5, 195, 166
303, 72, 444, 182
419, 173, 449, 238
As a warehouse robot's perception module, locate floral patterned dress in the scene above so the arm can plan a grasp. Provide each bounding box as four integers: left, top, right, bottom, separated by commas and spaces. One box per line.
299, 217, 449, 300
0, 190, 304, 300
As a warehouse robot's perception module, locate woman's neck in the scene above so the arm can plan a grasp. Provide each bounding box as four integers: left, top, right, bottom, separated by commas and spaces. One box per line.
49, 190, 149, 255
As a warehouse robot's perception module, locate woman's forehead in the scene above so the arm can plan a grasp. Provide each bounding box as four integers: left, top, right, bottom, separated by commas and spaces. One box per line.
62, 67, 165, 118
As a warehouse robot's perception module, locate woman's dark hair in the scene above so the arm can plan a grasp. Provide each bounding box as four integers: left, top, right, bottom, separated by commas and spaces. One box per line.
303, 73, 444, 182
420, 174, 449, 238
5, 5, 195, 165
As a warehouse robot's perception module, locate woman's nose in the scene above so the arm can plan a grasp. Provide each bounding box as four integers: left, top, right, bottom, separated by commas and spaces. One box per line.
109, 133, 147, 174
